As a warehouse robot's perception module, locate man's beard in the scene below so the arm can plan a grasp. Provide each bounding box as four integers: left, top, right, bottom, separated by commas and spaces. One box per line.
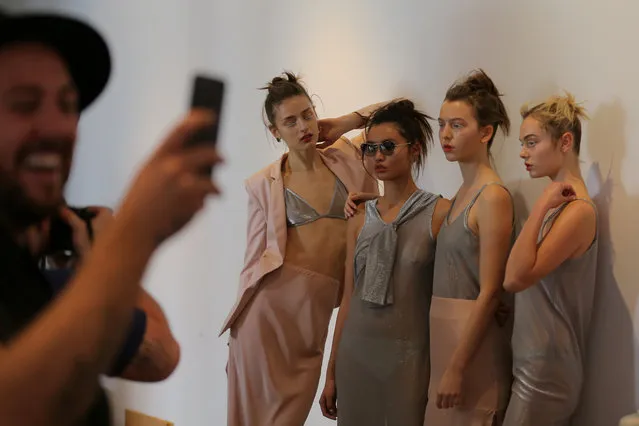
0, 170, 63, 231
0, 137, 72, 232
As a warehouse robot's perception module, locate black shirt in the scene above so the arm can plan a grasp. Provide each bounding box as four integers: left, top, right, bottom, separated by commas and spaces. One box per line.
0, 228, 111, 426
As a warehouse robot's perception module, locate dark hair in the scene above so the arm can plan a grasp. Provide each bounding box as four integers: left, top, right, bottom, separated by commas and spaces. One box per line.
260, 71, 312, 127
365, 99, 434, 174
444, 69, 510, 148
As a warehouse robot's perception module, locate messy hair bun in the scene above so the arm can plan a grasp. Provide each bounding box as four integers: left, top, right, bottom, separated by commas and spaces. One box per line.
521, 91, 588, 154
444, 69, 510, 148
366, 99, 434, 174
260, 71, 312, 126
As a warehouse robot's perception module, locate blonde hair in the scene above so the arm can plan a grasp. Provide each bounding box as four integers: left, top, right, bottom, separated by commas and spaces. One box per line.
520, 91, 589, 154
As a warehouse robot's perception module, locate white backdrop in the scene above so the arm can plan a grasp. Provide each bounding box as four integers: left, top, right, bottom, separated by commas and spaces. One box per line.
2, 1, 638, 425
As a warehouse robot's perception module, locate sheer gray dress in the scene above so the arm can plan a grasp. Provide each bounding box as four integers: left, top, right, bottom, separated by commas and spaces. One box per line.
503, 199, 598, 426
335, 190, 440, 426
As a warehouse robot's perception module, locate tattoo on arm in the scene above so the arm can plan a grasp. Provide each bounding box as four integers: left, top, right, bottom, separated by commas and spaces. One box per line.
122, 336, 174, 381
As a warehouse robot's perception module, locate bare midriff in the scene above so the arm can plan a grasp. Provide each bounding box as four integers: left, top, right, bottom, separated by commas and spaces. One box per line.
284, 218, 347, 282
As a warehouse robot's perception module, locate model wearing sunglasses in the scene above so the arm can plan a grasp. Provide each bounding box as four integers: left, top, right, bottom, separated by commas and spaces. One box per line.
360, 140, 412, 157
321, 99, 450, 426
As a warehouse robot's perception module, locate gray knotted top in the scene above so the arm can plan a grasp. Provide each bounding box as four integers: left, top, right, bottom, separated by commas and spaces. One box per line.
355, 189, 440, 306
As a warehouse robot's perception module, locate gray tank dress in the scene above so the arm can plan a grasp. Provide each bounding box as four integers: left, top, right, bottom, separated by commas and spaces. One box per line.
424, 182, 514, 426
335, 189, 440, 426
503, 199, 598, 426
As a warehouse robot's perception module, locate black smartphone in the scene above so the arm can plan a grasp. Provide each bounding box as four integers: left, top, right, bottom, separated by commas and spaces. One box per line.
188, 74, 225, 147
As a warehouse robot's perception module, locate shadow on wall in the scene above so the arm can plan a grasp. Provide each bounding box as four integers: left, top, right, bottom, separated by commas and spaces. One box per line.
572, 99, 636, 426
505, 178, 547, 234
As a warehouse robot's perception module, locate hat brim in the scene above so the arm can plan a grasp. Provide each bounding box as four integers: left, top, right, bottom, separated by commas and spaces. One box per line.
0, 12, 111, 111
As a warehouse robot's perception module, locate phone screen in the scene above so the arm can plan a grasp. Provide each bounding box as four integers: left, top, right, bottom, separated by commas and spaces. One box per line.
189, 75, 225, 147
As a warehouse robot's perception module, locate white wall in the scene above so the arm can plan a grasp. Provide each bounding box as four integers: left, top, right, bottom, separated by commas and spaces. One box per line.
3, 0, 639, 425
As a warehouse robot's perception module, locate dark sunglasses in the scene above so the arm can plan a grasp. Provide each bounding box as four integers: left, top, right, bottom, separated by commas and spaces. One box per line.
360, 140, 412, 157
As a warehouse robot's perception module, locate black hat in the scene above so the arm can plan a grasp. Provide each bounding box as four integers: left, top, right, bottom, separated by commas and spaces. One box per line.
0, 8, 111, 111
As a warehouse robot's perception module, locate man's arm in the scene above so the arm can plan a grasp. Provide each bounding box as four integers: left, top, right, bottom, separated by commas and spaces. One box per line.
0, 221, 156, 426
317, 100, 399, 149
43, 250, 180, 382
117, 290, 180, 382
0, 110, 220, 426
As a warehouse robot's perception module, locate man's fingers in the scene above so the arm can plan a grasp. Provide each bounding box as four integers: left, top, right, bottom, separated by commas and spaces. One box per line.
59, 207, 88, 234
181, 147, 224, 171
156, 110, 216, 156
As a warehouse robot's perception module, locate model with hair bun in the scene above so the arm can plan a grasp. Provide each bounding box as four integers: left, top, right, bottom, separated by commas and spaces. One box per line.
503, 92, 597, 426
219, 71, 389, 426
319, 99, 451, 425
424, 69, 515, 425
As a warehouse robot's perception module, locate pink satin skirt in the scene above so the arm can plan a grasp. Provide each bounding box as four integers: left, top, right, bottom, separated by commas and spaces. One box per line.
424, 296, 512, 426
227, 263, 340, 426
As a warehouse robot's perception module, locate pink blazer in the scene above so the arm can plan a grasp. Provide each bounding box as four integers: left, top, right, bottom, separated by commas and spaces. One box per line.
219, 135, 378, 335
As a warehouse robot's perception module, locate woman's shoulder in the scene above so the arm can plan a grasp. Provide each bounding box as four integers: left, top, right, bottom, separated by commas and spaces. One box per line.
560, 196, 597, 223
473, 182, 514, 225
433, 196, 452, 212
245, 155, 284, 186
478, 182, 512, 202
552, 182, 597, 225
244, 155, 286, 203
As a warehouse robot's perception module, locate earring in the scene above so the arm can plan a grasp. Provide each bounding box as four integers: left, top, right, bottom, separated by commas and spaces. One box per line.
276, 137, 281, 142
